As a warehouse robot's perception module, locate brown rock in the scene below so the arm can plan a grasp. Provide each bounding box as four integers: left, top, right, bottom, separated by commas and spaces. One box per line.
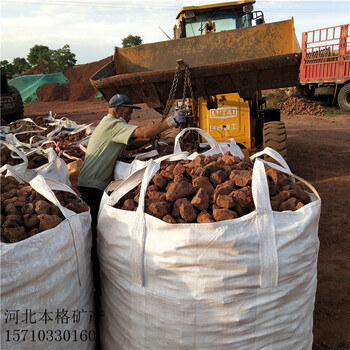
172, 198, 188, 217
204, 161, 221, 173
187, 155, 209, 169
189, 166, 208, 178
197, 210, 215, 223
51, 206, 63, 218
191, 188, 209, 210
166, 181, 196, 202
173, 162, 186, 175
35, 200, 52, 215
173, 173, 187, 183
229, 170, 252, 187
221, 152, 241, 165
279, 197, 297, 211
192, 176, 215, 196
4, 202, 21, 215
121, 198, 136, 211
17, 185, 33, 198
213, 180, 235, 201
210, 170, 230, 187
162, 214, 176, 224
152, 173, 168, 189
28, 228, 40, 237
212, 205, 238, 221
295, 202, 304, 210
232, 157, 253, 170
38, 214, 63, 231
216, 194, 235, 208
66, 201, 89, 213
165, 163, 176, 173
176, 218, 186, 223
282, 182, 310, 204
22, 203, 35, 216
231, 187, 254, 214
23, 214, 39, 228
2, 226, 27, 243
160, 169, 174, 181
179, 199, 197, 222
145, 199, 171, 219
147, 191, 166, 201
2, 214, 23, 228
266, 167, 291, 188
270, 190, 291, 211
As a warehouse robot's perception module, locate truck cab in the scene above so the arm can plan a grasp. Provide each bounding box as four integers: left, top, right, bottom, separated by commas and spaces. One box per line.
174, 1, 263, 39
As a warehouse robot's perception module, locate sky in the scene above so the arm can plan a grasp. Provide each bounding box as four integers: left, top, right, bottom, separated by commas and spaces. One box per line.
1, 0, 350, 65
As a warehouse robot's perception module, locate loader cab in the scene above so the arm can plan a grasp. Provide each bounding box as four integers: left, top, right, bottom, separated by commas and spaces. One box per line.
174, 0, 264, 39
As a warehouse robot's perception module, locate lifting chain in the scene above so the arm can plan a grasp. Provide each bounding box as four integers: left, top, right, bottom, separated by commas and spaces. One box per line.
162, 66, 180, 121
162, 61, 197, 121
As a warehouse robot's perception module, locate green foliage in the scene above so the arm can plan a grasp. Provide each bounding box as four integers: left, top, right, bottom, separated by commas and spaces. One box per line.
27, 44, 53, 66
12, 57, 31, 75
323, 107, 342, 116
122, 35, 142, 48
1, 58, 30, 78
52, 44, 77, 71
1, 60, 14, 77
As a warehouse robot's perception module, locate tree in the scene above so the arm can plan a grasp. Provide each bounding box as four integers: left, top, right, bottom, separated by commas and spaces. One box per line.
1, 60, 14, 77
52, 44, 76, 71
27, 45, 53, 66
122, 35, 142, 48
12, 57, 30, 75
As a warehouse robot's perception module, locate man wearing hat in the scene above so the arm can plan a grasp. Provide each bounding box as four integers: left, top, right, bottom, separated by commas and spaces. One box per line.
78, 93, 185, 346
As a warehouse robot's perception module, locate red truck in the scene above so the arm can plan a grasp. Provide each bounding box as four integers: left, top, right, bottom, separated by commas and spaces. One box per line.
299, 24, 350, 112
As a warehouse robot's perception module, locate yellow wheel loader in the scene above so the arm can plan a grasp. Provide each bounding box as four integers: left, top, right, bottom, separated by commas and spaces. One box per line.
91, 0, 301, 158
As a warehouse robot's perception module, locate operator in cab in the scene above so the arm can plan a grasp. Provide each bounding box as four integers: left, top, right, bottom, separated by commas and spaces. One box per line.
77, 93, 185, 349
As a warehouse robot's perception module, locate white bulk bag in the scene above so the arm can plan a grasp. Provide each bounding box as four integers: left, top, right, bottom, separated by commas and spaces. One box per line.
98, 148, 321, 350
114, 127, 244, 180
114, 149, 159, 180
0, 142, 70, 185
174, 127, 245, 159
1, 175, 95, 350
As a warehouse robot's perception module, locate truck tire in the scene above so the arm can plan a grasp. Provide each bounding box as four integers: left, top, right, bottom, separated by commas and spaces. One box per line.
263, 121, 287, 162
1, 85, 24, 122
337, 83, 350, 113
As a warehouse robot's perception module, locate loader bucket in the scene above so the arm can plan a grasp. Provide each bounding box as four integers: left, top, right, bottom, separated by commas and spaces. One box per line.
91, 19, 301, 109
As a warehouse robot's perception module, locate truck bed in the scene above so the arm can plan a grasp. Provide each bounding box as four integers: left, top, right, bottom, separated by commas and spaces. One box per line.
299, 24, 350, 84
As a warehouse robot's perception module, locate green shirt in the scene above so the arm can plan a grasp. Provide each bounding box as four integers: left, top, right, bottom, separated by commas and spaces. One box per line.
78, 114, 138, 190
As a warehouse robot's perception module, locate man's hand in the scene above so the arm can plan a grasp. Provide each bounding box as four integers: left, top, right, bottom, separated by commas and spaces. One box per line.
166, 110, 186, 127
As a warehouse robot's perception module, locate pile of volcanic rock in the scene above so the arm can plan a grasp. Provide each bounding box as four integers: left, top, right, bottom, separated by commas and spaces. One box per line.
1, 176, 89, 243
123, 141, 211, 162
6, 116, 88, 162
1, 145, 48, 169
276, 97, 326, 116
115, 152, 310, 223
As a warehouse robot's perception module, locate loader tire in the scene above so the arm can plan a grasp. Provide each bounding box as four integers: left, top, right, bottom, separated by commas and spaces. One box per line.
337, 83, 350, 113
163, 127, 180, 145
1, 85, 24, 122
263, 121, 287, 162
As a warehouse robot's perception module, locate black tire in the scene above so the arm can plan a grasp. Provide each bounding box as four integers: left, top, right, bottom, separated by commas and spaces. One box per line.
263, 121, 287, 162
263, 107, 281, 123
1, 85, 24, 122
337, 83, 350, 113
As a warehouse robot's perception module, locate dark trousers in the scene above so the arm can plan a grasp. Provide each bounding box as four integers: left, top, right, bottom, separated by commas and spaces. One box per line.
78, 186, 103, 349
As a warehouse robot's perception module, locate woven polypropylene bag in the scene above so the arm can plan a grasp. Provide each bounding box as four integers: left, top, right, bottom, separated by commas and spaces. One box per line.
97, 148, 321, 350
1, 175, 95, 349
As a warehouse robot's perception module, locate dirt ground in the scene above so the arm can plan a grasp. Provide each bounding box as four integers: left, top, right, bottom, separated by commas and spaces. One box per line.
24, 100, 350, 349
